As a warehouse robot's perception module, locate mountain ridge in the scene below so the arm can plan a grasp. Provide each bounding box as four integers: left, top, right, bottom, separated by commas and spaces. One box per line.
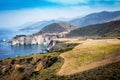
37, 22, 77, 34
67, 20, 120, 37
20, 20, 61, 31
69, 11, 120, 27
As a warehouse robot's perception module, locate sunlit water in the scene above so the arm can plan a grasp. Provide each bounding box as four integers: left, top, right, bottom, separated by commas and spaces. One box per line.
0, 30, 46, 60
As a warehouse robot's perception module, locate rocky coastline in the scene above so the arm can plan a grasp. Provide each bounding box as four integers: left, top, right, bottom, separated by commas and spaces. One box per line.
10, 35, 51, 46
9, 33, 64, 53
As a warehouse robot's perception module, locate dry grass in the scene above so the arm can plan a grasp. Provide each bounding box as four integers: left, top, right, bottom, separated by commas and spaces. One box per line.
57, 39, 120, 75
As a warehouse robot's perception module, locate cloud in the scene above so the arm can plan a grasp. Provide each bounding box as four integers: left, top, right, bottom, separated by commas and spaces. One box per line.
44, 0, 89, 5
0, 0, 120, 11
0, 4, 120, 29
114, 1, 120, 5
0, 6, 94, 28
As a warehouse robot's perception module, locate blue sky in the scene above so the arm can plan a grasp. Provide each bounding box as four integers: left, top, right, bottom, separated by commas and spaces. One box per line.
0, 0, 120, 10
0, 0, 120, 28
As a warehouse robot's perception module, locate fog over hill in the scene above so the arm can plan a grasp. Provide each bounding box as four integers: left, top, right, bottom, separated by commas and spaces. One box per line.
69, 11, 120, 27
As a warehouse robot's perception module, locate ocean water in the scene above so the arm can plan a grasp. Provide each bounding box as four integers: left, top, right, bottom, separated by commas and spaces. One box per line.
0, 30, 46, 60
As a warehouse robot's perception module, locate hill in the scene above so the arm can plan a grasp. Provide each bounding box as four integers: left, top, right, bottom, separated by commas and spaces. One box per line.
1, 39, 120, 80
37, 22, 77, 34
67, 20, 120, 37
69, 11, 120, 27
0, 42, 78, 80
19, 20, 60, 32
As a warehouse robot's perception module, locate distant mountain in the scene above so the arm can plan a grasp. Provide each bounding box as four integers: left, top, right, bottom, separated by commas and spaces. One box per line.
56, 17, 72, 21
37, 22, 77, 34
69, 11, 120, 27
20, 20, 61, 31
67, 20, 120, 37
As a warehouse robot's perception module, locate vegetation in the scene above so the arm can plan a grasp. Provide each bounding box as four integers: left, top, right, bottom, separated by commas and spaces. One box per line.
0, 39, 120, 80
28, 56, 64, 80
0, 42, 78, 80
66, 44, 120, 66
18, 67, 25, 73
49, 42, 79, 52
37, 22, 77, 34
13, 35, 26, 39
67, 20, 120, 37
57, 39, 120, 75
49, 61, 120, 80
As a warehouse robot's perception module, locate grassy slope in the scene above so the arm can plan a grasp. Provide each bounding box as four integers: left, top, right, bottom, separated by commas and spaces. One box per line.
51, 61, 120, 80
0, 39, 120, 80
41, 39, 120, 80
38, 22, 76, 34
0, 53, 62, 80
57, 39, 120, 75
33, 39, 120, 80
27, 43, 79, 80
0, 42, 78, 80
67, 20, 120, 37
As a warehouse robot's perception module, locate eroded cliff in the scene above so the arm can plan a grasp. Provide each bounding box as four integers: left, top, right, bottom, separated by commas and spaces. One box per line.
10, 34, 56, 46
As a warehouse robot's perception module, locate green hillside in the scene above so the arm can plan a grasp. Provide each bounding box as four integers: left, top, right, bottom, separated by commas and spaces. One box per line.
67, 20, 120, 37
37, 22, 77, 34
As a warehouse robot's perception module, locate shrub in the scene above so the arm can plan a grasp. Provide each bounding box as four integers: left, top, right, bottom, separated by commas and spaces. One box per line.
22, 77, 30, 80
11, 59, 16, 64
26, 57, 33, 63
30, 71, 40, 77
18, 67, 25, 73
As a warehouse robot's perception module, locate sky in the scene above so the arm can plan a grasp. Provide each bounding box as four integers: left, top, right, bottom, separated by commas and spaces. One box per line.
0, 0, 120, 29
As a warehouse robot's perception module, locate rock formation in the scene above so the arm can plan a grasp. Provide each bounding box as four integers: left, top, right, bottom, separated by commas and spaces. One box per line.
10, 34, 51, 45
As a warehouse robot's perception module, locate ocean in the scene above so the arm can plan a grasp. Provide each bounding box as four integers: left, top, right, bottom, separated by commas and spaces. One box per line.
0, 30, 46, 60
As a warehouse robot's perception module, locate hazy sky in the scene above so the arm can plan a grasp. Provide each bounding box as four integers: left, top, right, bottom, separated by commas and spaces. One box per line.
0, 0, 120, 29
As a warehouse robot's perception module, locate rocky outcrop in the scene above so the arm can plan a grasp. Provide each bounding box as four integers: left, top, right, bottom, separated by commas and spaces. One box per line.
9, 31, 68, 46
10, 34, 55, 46
9, 34, 61, 53
45, 40, 58, 52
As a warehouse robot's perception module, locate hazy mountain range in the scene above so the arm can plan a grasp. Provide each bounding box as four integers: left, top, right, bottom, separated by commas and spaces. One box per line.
1, 10, 120, 38
20, 20, 61, 32
69, 11, 120, 27
20, 11, 120, 33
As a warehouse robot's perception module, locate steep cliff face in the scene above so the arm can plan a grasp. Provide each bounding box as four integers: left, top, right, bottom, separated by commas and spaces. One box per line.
10, 35, 52, 46
10, 31, 68, 46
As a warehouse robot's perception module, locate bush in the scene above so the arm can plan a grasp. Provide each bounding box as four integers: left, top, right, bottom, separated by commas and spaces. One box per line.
18, 67, 25, 73
30, 71, 40, 77
22, 77, 30, 80
26, 57, 33, 63
11, 59, 16, 64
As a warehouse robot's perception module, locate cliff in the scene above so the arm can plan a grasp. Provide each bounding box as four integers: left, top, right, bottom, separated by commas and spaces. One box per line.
10, 30, 70, 47
10, 34, 56, 46
10, 21, 77, 46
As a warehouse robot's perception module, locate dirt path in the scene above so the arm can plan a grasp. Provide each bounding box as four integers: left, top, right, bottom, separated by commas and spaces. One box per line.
57, 39, 120, 76
57, 55, 120, 76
